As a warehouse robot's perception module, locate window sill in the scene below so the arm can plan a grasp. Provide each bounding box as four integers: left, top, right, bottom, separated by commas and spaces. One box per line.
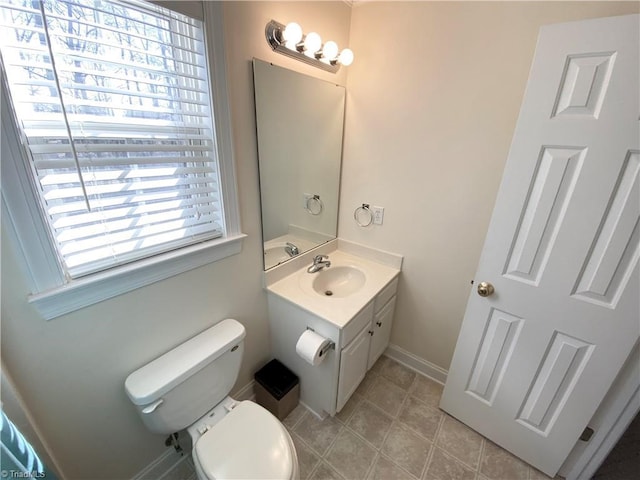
28, 234, 247, 320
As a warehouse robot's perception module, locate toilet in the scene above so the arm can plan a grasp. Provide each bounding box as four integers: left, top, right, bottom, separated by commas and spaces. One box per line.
125, 319, 299, 480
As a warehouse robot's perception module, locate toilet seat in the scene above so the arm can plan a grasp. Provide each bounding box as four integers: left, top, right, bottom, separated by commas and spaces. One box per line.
194, 400, 296, 479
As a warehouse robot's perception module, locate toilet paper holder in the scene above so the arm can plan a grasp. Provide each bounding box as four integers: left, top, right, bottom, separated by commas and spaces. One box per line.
306, 327, 335, 356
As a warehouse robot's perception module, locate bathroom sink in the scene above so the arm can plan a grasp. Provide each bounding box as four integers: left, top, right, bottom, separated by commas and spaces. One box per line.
264, 244, 290, 267
312, 266, 366, 298
272, 248, 401, 326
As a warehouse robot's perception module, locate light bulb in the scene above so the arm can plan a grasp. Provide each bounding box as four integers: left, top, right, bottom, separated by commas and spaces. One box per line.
282, 22, 303, 45
321, 41, 339, 62
303, 32, 322, 57
338, 48, 354, 66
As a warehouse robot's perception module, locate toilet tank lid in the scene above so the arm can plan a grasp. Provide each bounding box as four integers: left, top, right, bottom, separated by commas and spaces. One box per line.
125, 319, 246, 406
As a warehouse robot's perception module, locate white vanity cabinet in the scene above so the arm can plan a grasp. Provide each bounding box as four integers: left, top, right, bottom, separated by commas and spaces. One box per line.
265, 245, 402, 418
368, 278, 398, 370
336, 319, 372, 411
336, 278, 398, 411
267, 277, 398, 417
368, 297, 396, 369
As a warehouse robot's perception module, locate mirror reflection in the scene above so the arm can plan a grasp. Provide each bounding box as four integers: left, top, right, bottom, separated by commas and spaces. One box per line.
253, 59, 346, 270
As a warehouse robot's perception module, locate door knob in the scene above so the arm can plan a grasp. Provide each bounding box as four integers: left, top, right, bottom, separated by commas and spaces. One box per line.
477, 282, 495, 297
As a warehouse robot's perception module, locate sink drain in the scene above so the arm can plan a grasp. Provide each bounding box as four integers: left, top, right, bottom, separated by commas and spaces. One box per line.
324, 290, 333, 296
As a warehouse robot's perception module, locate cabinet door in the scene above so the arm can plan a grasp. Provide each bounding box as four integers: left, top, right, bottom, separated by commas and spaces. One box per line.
368, 297, 396, 370
336, 325, 371, 412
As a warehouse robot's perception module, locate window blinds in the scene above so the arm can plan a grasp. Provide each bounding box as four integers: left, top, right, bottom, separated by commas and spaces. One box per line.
0, 0, 223, 278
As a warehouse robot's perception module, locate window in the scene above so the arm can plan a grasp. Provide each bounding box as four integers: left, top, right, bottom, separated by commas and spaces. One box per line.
1, 0, 243, 319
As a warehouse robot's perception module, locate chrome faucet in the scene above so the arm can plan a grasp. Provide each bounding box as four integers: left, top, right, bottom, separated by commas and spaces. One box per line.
284, 242, 299, 257
307, 254, 331, 273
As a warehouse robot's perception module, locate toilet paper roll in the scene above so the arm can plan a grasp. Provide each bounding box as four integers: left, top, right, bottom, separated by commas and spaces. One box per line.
296, 330, 331, 366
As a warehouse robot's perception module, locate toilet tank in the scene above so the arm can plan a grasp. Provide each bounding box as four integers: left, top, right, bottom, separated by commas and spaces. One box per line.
125, 318, 245, 434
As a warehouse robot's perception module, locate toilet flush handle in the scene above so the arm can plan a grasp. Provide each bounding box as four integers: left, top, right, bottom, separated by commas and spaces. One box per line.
142, 398, 164, 414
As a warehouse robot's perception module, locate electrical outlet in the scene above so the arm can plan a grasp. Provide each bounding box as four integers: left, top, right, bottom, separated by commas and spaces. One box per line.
372, 206, 384, 225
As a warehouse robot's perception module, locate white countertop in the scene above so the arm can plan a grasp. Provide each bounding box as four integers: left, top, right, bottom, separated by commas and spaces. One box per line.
266, 249, 401, 328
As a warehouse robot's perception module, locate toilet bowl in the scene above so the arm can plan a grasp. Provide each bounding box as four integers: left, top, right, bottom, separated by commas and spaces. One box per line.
189, 398, 298, 480
125, 319, 298, 479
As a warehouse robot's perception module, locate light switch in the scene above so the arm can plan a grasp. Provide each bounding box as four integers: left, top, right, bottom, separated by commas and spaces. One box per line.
372, 206, 384, 225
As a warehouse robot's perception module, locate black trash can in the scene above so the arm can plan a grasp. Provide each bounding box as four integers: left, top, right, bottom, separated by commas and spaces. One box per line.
254, 359, 300, 420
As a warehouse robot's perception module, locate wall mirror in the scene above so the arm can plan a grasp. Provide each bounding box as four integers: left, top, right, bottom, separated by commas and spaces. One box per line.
253, 59, 346, 270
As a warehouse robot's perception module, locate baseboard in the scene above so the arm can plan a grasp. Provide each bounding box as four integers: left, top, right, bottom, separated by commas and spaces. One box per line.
233, 379, 256, 402
384, 344, 448, 385
300, 399, 328, 421
131, 448, 184, 480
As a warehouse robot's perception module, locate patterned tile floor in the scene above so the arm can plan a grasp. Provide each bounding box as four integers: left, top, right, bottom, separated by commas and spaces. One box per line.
161, 355, 557, 480
284, 356, 556, 480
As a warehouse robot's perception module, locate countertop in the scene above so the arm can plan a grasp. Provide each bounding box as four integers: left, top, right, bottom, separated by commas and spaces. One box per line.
266, 249, 401, 328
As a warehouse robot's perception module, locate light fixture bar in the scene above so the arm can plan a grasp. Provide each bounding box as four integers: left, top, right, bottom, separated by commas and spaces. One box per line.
265, 20, 341, 73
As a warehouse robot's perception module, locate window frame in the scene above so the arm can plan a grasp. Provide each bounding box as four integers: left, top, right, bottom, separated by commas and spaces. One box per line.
1, 1, 245, 320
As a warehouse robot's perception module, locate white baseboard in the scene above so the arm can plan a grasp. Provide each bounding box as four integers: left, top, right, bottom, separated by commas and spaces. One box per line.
300, 399, 328, 420
384, 343, 448, 385
131, 448, 184, 480
233, 379, 256, 402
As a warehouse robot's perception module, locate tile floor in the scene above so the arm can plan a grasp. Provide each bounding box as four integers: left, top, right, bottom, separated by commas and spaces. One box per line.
284, 356, 556, 480
160, 355, 558, 480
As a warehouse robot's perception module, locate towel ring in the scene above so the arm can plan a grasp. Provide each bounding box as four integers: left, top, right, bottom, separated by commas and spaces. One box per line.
305, 194, 323, 215
354, 204, 373, 227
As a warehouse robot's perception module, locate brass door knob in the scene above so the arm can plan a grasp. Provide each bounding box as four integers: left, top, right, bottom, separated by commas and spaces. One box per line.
477, 282, 495, 297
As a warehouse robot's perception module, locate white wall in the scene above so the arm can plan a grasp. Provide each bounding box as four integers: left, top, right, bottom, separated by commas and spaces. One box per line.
339, 1, 639, 371
0, 2, 350, 479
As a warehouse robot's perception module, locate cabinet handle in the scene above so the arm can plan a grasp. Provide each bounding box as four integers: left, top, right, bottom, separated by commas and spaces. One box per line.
368, 330, 374, 336
376, 321, 382, 327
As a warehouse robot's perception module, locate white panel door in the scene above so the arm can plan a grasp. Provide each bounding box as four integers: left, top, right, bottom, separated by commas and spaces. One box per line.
440, 14, 639, 477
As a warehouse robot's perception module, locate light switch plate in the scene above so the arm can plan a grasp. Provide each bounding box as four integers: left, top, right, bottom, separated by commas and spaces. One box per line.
372, 206, 384, 225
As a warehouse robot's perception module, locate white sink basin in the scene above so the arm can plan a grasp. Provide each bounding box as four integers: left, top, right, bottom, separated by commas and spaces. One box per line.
311, 266, 366, 298
264, 244, 290, 267
269, 249, 401, 327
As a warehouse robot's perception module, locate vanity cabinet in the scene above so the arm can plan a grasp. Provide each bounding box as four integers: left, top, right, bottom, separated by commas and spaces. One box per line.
368, 296, 396, 370
336, 278, 398, 412
337, 322, 371, 411
267, 277, 398, 417
368, 278, 398, 369
265, 246, 401, 418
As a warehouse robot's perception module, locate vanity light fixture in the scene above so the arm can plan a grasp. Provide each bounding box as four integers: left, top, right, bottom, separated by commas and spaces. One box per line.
265, 19, 354, 73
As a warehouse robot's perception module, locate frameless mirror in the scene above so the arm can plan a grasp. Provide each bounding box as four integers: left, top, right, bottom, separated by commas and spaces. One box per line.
253, 59, 345, 270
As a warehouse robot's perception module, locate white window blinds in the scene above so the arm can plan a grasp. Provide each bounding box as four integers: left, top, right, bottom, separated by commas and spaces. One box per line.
0, 0, 224, 278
